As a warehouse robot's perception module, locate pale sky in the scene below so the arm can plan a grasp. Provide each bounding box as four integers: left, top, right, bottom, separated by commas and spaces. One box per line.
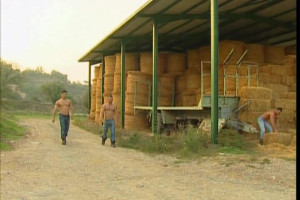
1, 0, 148, 83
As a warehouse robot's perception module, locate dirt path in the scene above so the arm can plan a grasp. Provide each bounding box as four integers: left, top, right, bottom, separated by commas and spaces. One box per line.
1, 118, 296, 200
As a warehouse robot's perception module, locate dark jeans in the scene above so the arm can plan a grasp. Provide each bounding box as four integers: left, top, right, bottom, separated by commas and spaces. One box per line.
59, 114, 70, 140
102, 119, 116, 142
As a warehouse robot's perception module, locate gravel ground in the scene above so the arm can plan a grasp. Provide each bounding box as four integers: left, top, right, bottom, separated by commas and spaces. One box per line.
0, 118, 296, 200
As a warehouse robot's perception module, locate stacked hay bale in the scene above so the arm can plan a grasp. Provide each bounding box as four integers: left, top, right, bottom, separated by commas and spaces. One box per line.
103, 55, 115, 99
182, 69, 201, 106
274, 92, 296, 131
175, 73, 186, 106
88, 66, 100, 121
243, 43, 265, 64
264, 132, 294, 146
187, 49, 201, 71
140, 52, 167, 75
113, 53, 140, 127
165, 52, 186, 75
237, 87, 273, 130
94, 64, 103, 124
124, 71, 151, 130
284, 45, 296, 55
264, 45, 285, 65
158, 74, 176, 106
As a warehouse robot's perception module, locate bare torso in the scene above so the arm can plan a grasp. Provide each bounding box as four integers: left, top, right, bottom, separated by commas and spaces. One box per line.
56, 98, 72, 115
102, 103, 117, 120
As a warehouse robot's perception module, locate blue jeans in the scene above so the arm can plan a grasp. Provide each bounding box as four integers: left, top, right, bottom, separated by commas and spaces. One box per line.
59, 114, 70, 140
257, 116, 273, 140
102, 120, 116, 142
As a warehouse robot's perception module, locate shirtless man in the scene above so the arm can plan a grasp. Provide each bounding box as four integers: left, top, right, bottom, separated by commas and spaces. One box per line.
257, 107, 282, 145
52, 90, 74, 145
100, 94, 118, 147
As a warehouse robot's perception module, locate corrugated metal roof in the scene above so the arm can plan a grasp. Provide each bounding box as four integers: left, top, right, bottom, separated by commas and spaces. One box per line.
79, 0, 296, 63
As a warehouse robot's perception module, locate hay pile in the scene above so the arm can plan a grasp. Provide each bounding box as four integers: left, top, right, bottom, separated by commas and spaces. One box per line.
264, 132, 294, 146
238, 87, 273, 129
264, 45, 285, 65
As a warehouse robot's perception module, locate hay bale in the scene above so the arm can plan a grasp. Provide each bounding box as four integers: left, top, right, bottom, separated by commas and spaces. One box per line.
158, 96, 173, 106
104, 55, 116, 75
125, 114, 149, 131
264, 45, 285, 65
274, 99, 296, 111
158, 74, 176, 96
259, 65, 272, 74
290, 135, 296, 147
104, 75, 114, 92
238, 64, 258, 76
262, 84, 289, 99
219, 40, 245, 64
283, 55, 296, 68
126, 71, 152, 95
243, 43, 264, 64
240, 98, 271, 112
94, 65, 101, 79
237, 111, 261, 129
199, 45, 211, 62
175, 73, 187, 93
114, 53, 140, 74
165, 53, 186, 74
184, 69, 201, 89
280, 92, 296, 99
284, 46, 296, 55
140, 52, 167, 75
239, 86, 272, 99
258, 73, 270, 85
264, 132, 294, 146
182, 89, 197, 106
287, 129, 296, 135
270, 65, 294, 76
187, 49, 200, 70
175, 92, 183, 106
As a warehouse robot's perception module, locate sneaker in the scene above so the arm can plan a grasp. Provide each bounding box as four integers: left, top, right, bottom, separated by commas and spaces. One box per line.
102, 137, 107, 145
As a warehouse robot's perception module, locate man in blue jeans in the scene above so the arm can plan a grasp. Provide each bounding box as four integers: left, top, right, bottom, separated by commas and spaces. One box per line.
257, 107, 282, 145
100, 94, 118, 147
52, 90, 74, 145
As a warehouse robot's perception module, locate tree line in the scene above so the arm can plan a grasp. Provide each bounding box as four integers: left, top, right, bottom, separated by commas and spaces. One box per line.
1, 59, 89, 111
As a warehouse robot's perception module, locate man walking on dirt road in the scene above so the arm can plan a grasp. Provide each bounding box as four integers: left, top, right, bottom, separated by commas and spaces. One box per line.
257, 107, 282, 145
52, 90, 74, 145
100, 93, 118, 147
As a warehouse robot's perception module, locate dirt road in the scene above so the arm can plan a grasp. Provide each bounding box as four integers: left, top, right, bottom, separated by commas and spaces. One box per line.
1, 118, 296, 200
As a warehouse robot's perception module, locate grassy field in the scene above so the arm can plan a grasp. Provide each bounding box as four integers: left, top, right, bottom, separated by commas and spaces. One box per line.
73, 117, 258, 159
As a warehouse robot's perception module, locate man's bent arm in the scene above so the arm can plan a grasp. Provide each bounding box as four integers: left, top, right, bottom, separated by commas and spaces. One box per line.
52, 103, 58, 123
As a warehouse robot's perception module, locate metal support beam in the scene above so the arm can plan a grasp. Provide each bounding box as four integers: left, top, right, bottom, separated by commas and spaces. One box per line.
152, 19, 158, 134
121, 41, 126, 129
211, 0, 219, 144
88, 61, 92, 113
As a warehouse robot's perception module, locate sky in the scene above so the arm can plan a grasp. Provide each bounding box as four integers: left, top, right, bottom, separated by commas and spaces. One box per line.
1, 0, 148, 83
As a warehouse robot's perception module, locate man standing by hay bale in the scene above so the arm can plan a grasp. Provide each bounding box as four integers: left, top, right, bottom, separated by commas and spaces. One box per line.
257, 107, 282, 145
100, 93, 118, 147
52, 90, 74, 145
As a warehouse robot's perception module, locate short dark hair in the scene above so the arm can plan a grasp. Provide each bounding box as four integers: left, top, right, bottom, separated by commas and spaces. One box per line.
277, 107, 282, 112
61, 90, 67, 94
108, 93, 113, 98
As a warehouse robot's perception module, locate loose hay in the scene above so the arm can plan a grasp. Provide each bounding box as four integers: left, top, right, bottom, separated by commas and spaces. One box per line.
264, 132, 294, 146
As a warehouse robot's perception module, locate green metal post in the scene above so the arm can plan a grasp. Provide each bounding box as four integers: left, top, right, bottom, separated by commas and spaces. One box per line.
88, 62, 92, 113
121, 41, 126, 129
101, 57, 105, 105
152, 19, 158, 134
211, 0, 219, 144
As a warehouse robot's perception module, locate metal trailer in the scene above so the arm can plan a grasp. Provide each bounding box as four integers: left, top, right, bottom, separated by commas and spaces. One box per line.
133, 49, 259, 134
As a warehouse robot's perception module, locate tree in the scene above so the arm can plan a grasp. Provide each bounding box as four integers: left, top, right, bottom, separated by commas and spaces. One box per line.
40, 82, 65, 104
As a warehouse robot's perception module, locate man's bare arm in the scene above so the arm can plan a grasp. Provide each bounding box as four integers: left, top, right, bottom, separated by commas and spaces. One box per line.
52, 102, 59, 123
115, 105, 118, 125
100, 105, 105, 125
269, 113, 277, 132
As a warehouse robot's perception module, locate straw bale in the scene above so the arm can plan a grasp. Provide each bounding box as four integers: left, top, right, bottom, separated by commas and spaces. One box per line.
104, 55, 116, 75
264, 45, 285, 65
238, 64, 258, 76
126, 71, 152, 95
175, 92, 183, 106
239, 86, 272, 99
258, 73, 270, 85
95, 111, 100, 124
264, 132, 294, 146
113, 73, 128, 92
125, 92, 150, 106
280, 92, 296, 99
225, 65, 237, 75
287, 129, 296, 135
158, 96, 173, 106
175, 73, 187, 93
279, 122, 296, 131
259, 65, 272, 74
199, 45, 211, 62
94, 65, 101, 79
219, 40, 245, 64
104, 75, 114, 92
262, 84, 289, 99
140, 52, 167, 75
283, 55, 296, 67
237, 110, 261, 129
88, 111, 95, 120
238, 78, 258, 89
289, 82, 296, 92
166, 53, 186, 74
243, 43, 264, 64
114, 53, 140, 73
125, 114, 149, 131
281, 76, 295, 87
187, 49, 201, 70
182, 89, 197, 106
158, 74, 176, 96
274, 99, 296, 111
284, 46, 296, 55
269, 74, 283, 84
239, 98, 271, 112
270, 65, 293, 76
290, 135, 296, 147
185, 69, 201, 89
